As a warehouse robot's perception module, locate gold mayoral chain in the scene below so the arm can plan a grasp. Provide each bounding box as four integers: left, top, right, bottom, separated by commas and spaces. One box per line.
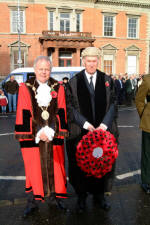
41, 107, 50, 120
26, 81, 58, 121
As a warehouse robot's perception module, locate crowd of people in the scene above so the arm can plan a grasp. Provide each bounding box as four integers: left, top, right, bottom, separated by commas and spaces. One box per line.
109, 73, 144, 106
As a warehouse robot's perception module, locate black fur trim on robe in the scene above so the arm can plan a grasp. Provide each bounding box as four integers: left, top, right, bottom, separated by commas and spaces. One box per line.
77, 70, 107, 128
20, 140, 39, 148
57, 108, 68, 130
15, 109, 31, 132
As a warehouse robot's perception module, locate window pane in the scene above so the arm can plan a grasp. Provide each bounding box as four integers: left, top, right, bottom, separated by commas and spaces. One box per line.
104, 16, 113, 37
104, 60, 112, 74
19, 11, 24, 33
12, 11, 18, 33
66, 21, 70, 32
60, 13, 69, 19
59, 51, 72, 57
60, 13, 70, 32
59, 59, 64, 67
60, 20, 64, 31
12, 10, 24, 33
49, 12, 53, 30
128, 18, 137, 38
66, 59, 71, 67
76, 13, 81, 32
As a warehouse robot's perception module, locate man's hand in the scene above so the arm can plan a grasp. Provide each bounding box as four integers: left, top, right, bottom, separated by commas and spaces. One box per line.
96, 123, 107, 131
87, 124, 95, 132
83, 121, 95, 132
39, 131, 49, 142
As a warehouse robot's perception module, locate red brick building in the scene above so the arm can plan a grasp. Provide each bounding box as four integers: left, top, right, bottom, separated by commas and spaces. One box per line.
0, 0, 150, 77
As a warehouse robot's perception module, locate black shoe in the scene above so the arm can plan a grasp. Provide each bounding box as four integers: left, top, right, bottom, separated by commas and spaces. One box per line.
47, 196, 68, 211
141, 183, 150, 194
56, 198, 67, 210
93, 195, 111, 211
99, 198, 111, 211
77, 195, 86, 213
23, 206, 39, 218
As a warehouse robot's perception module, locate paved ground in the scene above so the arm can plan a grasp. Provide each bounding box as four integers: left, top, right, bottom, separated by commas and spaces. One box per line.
0, 105, 150, 225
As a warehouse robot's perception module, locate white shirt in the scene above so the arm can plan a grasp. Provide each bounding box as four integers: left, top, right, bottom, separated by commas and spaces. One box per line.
85, 71, 97, 89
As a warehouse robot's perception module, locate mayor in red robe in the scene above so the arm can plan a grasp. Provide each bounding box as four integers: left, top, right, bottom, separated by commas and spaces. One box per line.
15, 56, 68, 217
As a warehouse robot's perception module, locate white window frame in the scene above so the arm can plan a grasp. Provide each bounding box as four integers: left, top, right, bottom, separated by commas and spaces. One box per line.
10, 9, 25, 33
103, 14, 116, 38
127, 15, 140, 39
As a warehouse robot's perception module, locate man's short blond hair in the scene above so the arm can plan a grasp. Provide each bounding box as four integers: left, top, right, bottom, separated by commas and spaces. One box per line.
81, 47, 101, 58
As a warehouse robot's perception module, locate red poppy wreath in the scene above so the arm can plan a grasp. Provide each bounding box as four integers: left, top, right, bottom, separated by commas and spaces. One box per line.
76, 129, 118, 178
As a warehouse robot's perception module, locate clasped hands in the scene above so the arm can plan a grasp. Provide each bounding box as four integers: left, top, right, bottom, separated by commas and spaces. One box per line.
35, 126, 55, 143
86, 123, 107, 132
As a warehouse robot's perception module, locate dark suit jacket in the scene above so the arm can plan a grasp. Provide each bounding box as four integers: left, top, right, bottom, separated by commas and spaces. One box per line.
66, 69, 118, 139
115, 79, 123, 92
125, 79, 133, 94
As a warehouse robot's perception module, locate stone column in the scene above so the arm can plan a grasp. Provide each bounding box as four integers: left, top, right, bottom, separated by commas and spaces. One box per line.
40, 41, 47, 56
53, 47, 59, 66
76, 48, 81, 66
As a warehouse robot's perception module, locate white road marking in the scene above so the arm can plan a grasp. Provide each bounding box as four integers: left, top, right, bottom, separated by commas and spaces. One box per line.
116, 169, 141, 180
0, 171, 141, 181
0, 133, 14, 136
118, 107, 136, 111
0, 176, 26, 180
118, 125, 134, 128
0, 176, 70, 181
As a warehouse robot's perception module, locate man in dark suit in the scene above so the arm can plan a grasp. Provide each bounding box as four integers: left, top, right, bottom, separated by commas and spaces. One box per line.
115, 75, 124, 105
125, 75, 135, 106
65, 47, 118, 213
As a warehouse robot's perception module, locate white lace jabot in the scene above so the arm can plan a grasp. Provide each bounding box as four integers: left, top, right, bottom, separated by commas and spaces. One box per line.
35, 83, 52, 107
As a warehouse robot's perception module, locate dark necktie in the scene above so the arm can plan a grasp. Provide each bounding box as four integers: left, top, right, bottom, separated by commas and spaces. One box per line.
89, 76, 94, 93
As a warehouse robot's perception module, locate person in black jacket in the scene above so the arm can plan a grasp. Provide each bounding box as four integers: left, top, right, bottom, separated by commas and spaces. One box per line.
65, 47, 118, 213
4, 76, 19, 112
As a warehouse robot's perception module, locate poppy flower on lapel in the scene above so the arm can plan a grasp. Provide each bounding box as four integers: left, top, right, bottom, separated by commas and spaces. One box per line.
76, 129, 118, 178
51, 90, 57, 98
105, 81, 109, 87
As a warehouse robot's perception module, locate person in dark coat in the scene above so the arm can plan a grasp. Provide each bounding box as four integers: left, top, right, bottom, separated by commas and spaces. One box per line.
124, 75, 135, 106
65, 47, 118, 213
4, 75, 19, 112
115, 75, 124, 105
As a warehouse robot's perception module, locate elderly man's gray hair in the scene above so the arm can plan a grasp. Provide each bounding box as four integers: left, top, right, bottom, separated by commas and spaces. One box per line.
33, 56, 52, 70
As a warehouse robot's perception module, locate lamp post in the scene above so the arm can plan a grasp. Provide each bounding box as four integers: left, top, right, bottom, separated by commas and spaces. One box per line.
17, 0, 22, 68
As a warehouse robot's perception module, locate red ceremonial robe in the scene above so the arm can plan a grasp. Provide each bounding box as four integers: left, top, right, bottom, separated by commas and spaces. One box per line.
15, 77, 68, 201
